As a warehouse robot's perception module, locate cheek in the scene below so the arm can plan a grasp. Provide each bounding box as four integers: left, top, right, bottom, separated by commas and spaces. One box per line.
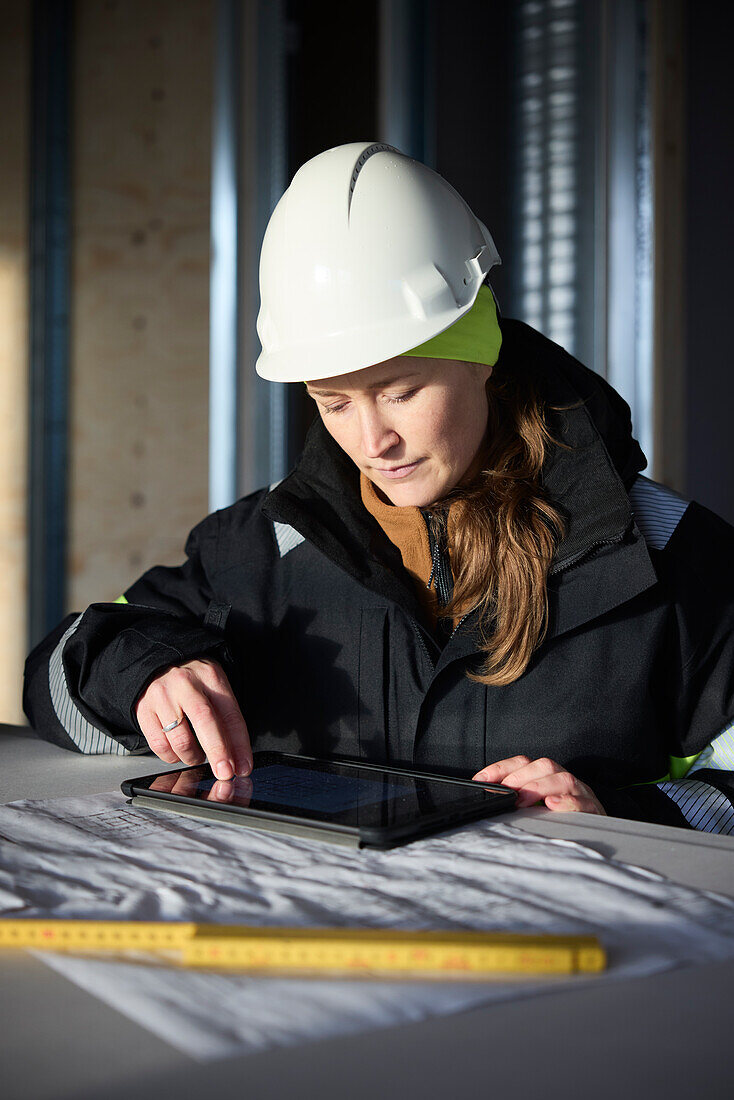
438, 396, 488, 472
428, 393, 485, 458
456, 382, 488, 436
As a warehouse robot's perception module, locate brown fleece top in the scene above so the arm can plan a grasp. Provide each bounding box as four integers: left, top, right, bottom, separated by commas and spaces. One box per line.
359, 447, 489, 629
360, 473, 440, 625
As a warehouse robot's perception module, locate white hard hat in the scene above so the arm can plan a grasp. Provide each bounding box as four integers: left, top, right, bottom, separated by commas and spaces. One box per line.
255, 142, 501, 383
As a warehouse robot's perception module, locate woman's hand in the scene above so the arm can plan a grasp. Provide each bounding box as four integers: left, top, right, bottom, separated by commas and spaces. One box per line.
472, 755, 606, 815
148, 765, 252, 807
135, 658, 253, 781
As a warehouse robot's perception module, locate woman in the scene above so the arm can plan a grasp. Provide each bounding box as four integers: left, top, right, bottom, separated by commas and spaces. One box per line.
24, 143, 734, 832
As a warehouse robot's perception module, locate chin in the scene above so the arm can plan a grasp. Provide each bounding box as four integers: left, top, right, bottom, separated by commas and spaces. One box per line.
386, 485, 442, 509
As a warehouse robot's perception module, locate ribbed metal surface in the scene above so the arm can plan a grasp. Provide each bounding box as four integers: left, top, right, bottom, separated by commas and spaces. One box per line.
516, 0, 580, 353
209, 0, 241, 512
513, 0, 653, 468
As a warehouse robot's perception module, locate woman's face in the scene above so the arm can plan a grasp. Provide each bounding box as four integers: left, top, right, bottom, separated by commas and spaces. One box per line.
306, 356, 492, 507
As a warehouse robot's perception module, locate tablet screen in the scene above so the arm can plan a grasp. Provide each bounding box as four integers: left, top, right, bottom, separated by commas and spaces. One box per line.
134, 752, 509, 832
218, 764, 414, 815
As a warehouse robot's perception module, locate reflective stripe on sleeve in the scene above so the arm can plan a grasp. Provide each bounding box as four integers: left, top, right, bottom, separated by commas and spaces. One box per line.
689, 720, 734, 774
656, 778, 734, 835
48, 615, 134, 756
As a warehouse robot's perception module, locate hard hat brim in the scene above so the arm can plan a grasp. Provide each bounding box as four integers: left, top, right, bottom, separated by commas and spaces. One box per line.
256, 297, 482, 383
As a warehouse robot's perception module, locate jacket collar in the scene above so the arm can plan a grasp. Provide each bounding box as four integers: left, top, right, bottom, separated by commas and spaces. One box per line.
264, 320, 658, 652
264, 418, 430, 627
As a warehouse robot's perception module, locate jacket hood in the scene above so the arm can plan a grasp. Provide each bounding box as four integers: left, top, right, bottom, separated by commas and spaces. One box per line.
501, 319, 647, 490
496, 319, 647, 572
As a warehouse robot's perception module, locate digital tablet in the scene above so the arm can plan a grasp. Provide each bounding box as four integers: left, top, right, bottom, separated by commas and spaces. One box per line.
121, 751, 517, 849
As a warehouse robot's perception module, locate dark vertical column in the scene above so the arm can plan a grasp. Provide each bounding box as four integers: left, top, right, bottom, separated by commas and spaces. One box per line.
254, 0, 288, 487
238, 0, 290, 495
378, 0, 437, 166
284, 0, 379, 464
435, 0, 512, 307
684, 0, 734, 521
28, 0, 72, 646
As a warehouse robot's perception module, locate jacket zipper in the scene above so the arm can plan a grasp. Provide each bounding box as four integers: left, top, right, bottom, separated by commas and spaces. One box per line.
447, 530, 629, 645
548, 529, 628, 577
421, 509, 459, 654
411, 622, 437, 668
449, 613, 470, 641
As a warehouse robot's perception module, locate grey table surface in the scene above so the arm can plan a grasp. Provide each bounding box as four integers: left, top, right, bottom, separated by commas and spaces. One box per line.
2, 723, 734, 1100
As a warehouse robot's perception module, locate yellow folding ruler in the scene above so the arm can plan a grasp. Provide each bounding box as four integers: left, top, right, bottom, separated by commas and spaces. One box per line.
0, 919, 605, 978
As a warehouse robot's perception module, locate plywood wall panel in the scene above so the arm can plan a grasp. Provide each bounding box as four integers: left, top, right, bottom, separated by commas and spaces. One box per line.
0, 3, 29, 723
69, 0, 213, 609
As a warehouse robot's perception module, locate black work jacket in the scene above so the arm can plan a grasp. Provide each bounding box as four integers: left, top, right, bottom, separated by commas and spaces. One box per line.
23, 321, 734, 828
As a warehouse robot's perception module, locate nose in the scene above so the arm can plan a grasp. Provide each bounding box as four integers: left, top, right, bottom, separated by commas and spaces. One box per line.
358, 405, 400, 458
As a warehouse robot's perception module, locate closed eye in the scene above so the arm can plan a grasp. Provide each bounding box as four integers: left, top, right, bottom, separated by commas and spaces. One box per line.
384, 389, 418, 405
319, 388, 418, 415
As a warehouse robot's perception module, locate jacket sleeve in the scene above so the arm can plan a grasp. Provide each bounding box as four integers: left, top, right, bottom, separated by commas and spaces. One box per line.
602, 633, 734, 834
598, 496, 734, 833
595, 747, 734, 833
649, 588, 734, 834
656, 502, 734, 833
23, 511, 239, 755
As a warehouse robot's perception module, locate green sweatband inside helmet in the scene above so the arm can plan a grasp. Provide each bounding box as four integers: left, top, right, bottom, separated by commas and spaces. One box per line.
402, 284, 502, 368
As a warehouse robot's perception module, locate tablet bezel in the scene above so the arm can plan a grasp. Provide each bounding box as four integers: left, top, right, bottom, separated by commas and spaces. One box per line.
121, 751, 517, 849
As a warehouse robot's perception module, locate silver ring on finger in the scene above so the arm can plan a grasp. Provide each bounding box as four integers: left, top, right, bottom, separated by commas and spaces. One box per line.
161, 715, 184, 734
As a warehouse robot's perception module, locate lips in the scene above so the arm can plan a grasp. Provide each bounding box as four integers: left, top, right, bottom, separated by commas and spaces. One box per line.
375, 460, 422, 480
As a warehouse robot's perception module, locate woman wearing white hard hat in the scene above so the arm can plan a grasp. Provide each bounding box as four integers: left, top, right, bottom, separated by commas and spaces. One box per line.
25, 143, 734, 833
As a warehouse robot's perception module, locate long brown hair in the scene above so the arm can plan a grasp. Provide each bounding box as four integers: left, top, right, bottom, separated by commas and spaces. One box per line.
435, 362, 568, 686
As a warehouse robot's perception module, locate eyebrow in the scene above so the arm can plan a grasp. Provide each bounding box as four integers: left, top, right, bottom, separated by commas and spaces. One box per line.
307, 372, 420, 397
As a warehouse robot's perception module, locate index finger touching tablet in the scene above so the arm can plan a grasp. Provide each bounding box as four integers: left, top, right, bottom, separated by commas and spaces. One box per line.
472, 756, 532, 784
172, 680, 249, 782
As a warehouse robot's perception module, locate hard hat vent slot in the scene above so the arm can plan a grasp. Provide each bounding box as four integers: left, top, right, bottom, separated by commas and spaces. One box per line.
349, 143, 399, 197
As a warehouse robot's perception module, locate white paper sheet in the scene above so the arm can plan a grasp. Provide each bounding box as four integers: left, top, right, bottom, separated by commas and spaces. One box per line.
1, 791, 734, 1061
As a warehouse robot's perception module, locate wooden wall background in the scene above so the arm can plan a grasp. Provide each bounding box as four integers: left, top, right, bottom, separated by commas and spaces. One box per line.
0, 0, 213, 724
0, 3, 30, 724
69, 0, 213, 610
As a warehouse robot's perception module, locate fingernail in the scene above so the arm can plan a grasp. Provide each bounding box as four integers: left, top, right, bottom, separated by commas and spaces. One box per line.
237, 756, 253, 777
215, 759, 234, 781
